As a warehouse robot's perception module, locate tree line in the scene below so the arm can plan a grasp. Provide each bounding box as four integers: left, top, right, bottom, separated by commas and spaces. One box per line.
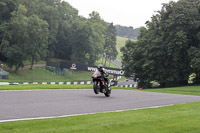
121, 0, 200, 88
115, 25, 140, 40
0, 0, 117, 71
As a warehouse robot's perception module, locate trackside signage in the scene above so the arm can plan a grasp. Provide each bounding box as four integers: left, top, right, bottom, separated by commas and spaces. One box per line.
87, 67, 124, 75
46, 61, 124, 76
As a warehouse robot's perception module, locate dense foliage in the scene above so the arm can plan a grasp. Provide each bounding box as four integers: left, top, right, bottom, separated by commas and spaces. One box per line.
0, 0, 117, 71
104, 23, 118, 66
121, 0, 200, 88
115, 25, 140, 40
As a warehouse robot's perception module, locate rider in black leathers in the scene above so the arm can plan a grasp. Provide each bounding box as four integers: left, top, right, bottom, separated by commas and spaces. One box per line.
97, 64, 109, 87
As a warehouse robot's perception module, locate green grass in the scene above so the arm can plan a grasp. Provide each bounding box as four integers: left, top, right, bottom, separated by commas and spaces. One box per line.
0, 84, 93, 90
0, 67, 93, 82
143, 85, 200, 96
116, 36, 135, 61
0, 84, 132, 91
95, 57, 120, 68
1, 61, 120, 83
0, 102, 200, 133
117, 76, 126, 82
116, 36, 129, 61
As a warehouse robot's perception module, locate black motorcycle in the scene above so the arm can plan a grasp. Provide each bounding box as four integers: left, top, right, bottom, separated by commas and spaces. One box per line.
91, 71, 111, 97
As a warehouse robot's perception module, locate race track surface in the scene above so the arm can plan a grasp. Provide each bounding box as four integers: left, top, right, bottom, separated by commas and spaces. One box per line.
1, 89, 200, 122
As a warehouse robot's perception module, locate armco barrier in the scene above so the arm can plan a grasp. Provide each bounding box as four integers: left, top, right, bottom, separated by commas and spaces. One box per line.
0, 81, 134, 88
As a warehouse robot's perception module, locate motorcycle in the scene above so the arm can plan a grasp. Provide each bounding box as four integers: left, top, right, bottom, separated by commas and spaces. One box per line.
91, 70, 111, 97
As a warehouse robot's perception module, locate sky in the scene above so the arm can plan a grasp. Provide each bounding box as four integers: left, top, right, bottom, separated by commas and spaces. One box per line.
64, 0, 178, 28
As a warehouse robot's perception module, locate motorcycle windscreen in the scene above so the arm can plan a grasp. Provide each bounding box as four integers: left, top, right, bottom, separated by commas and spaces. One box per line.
92, 70, 101, 77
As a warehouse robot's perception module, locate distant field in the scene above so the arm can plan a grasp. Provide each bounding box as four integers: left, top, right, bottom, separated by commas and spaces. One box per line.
95, 57, 120, 68
116, 36, 135, 61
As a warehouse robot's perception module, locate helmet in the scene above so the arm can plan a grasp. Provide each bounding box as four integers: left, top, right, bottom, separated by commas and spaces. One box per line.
97, 64, 103, 72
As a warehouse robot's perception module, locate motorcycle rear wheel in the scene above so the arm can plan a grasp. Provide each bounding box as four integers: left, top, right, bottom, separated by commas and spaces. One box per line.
104, 87, 111, 97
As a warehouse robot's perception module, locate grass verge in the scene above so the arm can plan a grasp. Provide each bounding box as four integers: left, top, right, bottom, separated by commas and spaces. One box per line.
0, 84, 132, 91
0, 102, 200, 133
143, 85, 200, 96
0, 84, 93, 90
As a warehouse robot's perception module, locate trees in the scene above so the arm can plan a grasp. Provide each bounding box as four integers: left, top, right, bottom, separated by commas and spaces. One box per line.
55, 11, 108, 65
121, 0, 200, 88
2, 4, 28, 71
104, 23, 118, 66
0, 1, 116, 71
25, 15, 49, 70
115, 25, 140, 40
0, 0, 16, 61
1, 5, 49, 71
88, 12, 119, 66
0, 0, 16, 23
89, 11, 107, 64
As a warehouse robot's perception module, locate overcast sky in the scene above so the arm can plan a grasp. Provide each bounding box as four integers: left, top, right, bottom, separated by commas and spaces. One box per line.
64, 0, 178, 28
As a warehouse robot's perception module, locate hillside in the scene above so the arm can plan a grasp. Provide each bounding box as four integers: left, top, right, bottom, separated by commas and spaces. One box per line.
116, 36, 135, 61
115, 25, 141, 40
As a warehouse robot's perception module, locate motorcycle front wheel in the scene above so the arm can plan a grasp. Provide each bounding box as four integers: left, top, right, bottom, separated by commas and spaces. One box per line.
93, 81, 99, 94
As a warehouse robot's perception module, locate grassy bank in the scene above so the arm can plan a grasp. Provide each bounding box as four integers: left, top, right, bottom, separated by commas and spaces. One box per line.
143, 85, 200, 96
95, 57, 121, 68
0, 84, 133, 91
0, 67, 92, 82
0, 84, 93, 90
0, 67, 122, 83
116, 36, 135, 61
116, 36, 129, 61
0, 102, 199, 133
0, 58, 121, 83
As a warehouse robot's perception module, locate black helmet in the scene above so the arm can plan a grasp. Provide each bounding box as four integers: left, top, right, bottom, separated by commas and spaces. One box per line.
97, 64, 103, 72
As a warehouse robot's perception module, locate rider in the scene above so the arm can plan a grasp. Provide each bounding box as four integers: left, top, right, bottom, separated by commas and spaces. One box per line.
97, 64, 109, 86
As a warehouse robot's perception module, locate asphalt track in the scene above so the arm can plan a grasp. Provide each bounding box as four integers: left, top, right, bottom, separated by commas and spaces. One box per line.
1, 89, 200, 122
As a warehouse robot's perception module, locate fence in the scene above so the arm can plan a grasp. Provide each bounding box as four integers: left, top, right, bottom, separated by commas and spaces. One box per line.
0, 70, 9, 79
